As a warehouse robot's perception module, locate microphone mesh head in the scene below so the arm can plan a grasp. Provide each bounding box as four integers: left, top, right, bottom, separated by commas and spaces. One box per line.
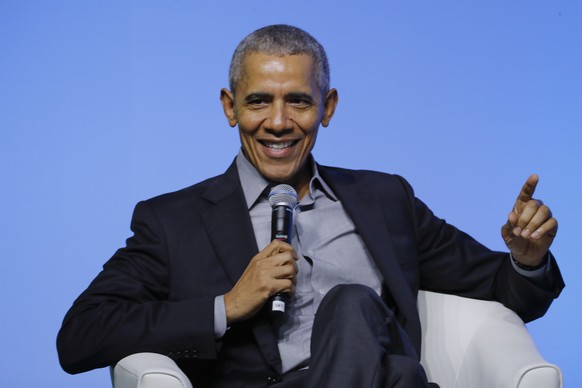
268, 184, 298, 208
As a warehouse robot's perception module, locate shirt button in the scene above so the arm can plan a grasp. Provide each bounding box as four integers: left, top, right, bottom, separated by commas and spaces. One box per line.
319, 288, 326, 295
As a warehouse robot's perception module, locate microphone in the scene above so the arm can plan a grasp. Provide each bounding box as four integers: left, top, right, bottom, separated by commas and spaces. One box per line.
268, 184, 298, 314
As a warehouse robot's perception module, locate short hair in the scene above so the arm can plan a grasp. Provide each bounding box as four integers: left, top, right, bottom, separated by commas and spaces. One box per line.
229, 24, 330, 95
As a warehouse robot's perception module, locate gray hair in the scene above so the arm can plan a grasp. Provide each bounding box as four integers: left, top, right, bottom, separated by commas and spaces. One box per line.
229, 24, 330, 95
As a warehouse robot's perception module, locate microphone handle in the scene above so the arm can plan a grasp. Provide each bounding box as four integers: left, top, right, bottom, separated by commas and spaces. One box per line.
270, 293, 288, 314
270, 205, 293, 314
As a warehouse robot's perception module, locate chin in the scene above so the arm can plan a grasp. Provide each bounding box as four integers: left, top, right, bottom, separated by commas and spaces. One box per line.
263, 170, 296, 184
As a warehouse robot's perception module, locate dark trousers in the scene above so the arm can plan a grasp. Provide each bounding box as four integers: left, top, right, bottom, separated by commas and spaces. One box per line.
276, 284, 431, 388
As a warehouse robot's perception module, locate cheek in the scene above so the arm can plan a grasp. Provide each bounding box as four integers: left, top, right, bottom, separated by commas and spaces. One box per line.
237, 130, 257, 154
295, 112, 322, 133
237, 112, 264, 131
239, 135, 258, 156
299, 122, 319, 145
302, 136, 317, 155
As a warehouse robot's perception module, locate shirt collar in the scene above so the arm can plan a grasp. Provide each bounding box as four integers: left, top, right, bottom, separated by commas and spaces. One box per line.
236, 149, 337, 210
306, 164, 337, 203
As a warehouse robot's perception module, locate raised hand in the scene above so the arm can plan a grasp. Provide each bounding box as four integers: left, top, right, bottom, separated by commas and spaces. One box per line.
224, 240, 298, 324
501, 174, 558, 267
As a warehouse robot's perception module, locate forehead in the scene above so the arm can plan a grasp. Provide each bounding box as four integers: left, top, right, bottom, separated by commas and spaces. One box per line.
239, 52, 318, 92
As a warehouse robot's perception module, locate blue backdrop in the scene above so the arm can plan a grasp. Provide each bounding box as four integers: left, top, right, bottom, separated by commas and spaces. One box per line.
1, 1, 580, 386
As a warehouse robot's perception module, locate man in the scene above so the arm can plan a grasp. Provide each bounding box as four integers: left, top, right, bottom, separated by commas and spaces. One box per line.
57, 25, 564, 387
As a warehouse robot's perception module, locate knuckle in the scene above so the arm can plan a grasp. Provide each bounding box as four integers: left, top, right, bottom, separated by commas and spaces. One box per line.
547, 218, 558, 230
540, 205, 552, 216
526, 199, 539, 208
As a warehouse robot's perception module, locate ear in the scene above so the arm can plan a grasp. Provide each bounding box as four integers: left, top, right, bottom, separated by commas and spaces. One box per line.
321, 88, 338, 127
220, 88, 238, 127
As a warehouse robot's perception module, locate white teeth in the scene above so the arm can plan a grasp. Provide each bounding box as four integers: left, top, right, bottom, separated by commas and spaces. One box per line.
265, 141, 294, 149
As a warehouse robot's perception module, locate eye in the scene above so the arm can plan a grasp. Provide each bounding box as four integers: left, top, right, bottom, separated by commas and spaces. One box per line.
244, 93, 271, 108
249, 98, 267, 106
289, 97, 313, 109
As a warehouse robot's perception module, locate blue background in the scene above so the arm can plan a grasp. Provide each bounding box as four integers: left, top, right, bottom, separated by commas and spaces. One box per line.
1, 1, 580, 386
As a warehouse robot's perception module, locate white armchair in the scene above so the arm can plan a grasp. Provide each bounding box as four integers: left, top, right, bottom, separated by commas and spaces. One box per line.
418, 291, 562, 388
111, 291, 562, 388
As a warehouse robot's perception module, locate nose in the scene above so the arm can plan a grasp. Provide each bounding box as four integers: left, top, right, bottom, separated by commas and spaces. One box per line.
266, 101, 292, 133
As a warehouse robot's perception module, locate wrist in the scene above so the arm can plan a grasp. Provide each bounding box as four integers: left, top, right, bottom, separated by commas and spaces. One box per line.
511, 253, 548, 271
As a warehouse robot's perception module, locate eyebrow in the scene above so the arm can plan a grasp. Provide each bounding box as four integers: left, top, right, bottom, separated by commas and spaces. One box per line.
243, 93, 272, 103
285, 92, 314, 103
242, 91, 315, 104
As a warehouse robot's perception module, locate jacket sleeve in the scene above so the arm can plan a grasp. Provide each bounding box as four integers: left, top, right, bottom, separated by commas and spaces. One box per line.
396, 176, 564, 323
57, 200, 219, 374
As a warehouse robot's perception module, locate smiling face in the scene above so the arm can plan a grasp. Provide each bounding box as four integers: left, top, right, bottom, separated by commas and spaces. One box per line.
221, 52, 338, 198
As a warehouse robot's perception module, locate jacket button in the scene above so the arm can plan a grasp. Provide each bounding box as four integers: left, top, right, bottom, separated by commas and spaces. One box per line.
267, 376, 281, 385
184, 349, 198, 359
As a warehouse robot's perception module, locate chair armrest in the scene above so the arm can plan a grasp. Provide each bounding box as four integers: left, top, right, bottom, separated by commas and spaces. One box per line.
111, 352, 193, 388
418, 291, 562, 388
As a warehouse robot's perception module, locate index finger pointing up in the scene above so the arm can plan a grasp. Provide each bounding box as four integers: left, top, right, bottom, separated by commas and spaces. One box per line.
516, 174, 540, 204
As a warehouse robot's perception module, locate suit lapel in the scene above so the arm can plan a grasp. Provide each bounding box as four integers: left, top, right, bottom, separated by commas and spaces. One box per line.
319, 166, 417, 319
201, 161, 282, 373
201, 162, 258, 285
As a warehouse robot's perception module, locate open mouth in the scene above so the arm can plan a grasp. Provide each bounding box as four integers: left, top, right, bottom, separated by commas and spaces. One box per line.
261, 140, 299, 150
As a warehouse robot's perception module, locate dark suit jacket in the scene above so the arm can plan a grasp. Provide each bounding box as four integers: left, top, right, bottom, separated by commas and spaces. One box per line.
57, 161, 564, 387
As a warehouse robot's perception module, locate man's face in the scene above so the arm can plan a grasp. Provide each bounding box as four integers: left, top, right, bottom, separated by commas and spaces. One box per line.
221, 52, 337, 196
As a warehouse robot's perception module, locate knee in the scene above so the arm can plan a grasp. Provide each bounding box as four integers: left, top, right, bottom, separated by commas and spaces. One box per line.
322, 284, 382, 312
327, 283, 376, 300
